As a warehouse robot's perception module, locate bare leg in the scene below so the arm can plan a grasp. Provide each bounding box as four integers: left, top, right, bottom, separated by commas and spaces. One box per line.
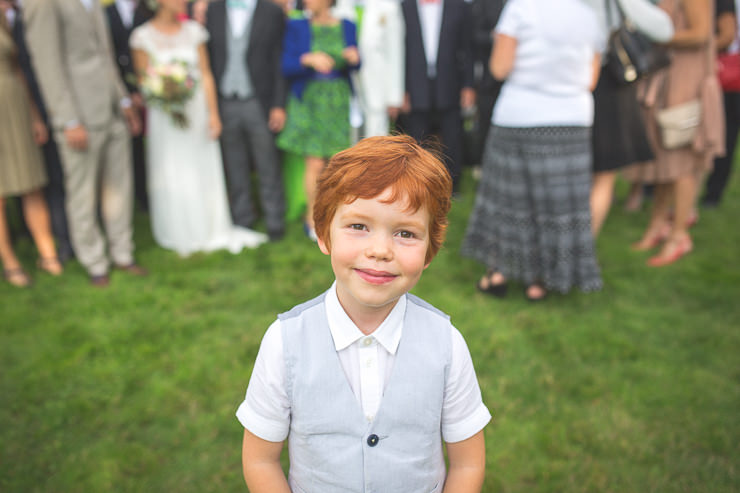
0, 197, 21, 270
590, 171, 617, 237
22, 189, 62, 275
624, 181, 644, 212
304, 156, 326, 231
632, 183, 672, 250
650, 175, 696, 263
0, 197, 30, 286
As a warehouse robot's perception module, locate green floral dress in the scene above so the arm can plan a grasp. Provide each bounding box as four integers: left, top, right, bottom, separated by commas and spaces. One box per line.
277, 23, 351, 159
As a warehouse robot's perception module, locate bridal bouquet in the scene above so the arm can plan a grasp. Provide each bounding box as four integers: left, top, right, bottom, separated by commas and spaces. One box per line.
138, 59, 197, 129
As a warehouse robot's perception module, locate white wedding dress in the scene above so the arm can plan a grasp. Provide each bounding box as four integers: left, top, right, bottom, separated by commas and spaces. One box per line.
130, 21, 267, 256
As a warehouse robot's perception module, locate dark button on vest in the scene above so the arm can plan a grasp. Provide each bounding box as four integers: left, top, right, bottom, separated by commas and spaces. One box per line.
367, 434, 379, 447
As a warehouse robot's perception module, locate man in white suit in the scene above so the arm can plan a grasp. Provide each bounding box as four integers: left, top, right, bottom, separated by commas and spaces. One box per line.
335, 0, 405, 137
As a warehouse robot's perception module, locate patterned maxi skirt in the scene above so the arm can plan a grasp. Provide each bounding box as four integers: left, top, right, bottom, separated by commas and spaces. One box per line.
462, 125, 602, 293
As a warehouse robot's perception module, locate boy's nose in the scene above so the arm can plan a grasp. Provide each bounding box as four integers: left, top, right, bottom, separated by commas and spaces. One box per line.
365, 233, 393, 261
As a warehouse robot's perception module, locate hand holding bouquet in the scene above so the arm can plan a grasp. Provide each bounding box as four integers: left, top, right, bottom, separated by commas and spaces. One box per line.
138, 59, 197, 129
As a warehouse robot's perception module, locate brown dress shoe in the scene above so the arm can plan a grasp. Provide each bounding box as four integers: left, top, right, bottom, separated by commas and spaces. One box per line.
90, 273, 110, 288
114, 263, 149, 277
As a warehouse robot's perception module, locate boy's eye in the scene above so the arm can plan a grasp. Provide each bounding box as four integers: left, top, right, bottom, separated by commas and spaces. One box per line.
349, 224, 367, 231
396, 230, 416, 239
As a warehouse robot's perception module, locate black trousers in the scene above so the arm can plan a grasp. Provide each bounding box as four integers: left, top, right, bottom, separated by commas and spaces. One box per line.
704, 91, 740, 204
401, 107, 464, 190
132, 133, 148, 211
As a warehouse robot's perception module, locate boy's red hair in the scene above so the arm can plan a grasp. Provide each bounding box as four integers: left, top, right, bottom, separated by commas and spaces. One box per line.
314, 135, 452, 264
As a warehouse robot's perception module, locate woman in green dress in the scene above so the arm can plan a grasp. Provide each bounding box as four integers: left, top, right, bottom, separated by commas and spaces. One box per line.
278, 0, 360, 240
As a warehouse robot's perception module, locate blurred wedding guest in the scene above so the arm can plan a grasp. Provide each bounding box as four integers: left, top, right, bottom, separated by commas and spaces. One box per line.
335, 0, 405, 137
188, 0, 210, 23
271, 0, 296, 14
277, 0, 360, 241
469, 0, 505, 167
24, 0, 146, 288
131, 0, 268, 255
462, 0, 604, 301
590, 0, 674, 236
702, 0, 738, 207
400, 0, 474, 192
0, 10, 62, 287
106, 0, 153, 211
627, 0, 724, 266
5, 0, 73, 263
205, 0, 287, 241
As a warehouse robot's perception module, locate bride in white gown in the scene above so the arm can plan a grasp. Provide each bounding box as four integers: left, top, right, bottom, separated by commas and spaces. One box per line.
130, 1, 267, 256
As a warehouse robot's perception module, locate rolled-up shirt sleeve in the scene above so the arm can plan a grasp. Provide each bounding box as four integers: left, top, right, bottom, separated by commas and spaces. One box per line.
441, 324, 492, 443
236, 320, 291, 442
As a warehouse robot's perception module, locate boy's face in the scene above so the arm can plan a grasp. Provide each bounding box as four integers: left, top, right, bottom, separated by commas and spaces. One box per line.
318, 188, 431, 325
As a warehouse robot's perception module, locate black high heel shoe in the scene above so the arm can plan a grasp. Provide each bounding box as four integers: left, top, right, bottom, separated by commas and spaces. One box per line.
477, 270, 508, 298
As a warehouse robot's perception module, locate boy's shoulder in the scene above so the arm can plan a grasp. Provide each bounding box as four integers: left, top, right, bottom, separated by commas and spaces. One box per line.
277, 291, 328, 322
406, 293, 451, 322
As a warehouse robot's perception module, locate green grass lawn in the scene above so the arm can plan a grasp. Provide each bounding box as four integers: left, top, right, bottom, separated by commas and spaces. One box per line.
1, 172, 738, 493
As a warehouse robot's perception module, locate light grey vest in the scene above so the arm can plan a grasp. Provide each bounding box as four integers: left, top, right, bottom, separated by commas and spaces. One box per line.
279, 292, 451, 493
219, 20, 254, 99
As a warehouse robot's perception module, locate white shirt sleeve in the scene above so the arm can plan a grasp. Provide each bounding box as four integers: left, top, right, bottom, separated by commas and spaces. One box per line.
129, 25, 147, 51
494, 0, 527, 38
191, 20, 210, 45
618, 0, 674, 42
441, 324, 492, 443
235, 320, 291, 442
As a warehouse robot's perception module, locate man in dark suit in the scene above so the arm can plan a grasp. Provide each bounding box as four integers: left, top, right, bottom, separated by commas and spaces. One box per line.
401, 0, 474, 192
205, 0, 286, 240
106, 0, 152, 211
6, 0, 74, 262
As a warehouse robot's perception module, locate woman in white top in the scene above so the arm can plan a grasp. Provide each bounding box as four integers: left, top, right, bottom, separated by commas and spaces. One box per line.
130, 0, 268, 256
462, 0, 604, 300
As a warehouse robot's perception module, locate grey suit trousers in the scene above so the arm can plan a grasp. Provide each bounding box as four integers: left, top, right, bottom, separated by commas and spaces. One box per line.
218, 97, 285, 234
55, 117, 134, 276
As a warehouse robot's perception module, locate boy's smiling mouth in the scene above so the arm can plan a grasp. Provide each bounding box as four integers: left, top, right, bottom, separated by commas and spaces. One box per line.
354, 268, 398, 284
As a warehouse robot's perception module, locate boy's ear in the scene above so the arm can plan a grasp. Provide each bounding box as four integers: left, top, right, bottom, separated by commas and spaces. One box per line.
317, 236, 330, 256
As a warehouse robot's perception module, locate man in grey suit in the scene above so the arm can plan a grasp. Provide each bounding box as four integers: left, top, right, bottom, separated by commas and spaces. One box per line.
24, 0, 146, 286
205, 0, 286, 241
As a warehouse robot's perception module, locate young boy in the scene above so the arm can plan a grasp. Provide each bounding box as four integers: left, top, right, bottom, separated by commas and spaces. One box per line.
236, 135, 491, 492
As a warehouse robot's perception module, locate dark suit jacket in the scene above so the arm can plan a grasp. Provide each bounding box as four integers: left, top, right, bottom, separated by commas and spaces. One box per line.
105, 3, 152, 94
472, 0, 505, 91
205, 0, 287, 115
402, 0, 473, 111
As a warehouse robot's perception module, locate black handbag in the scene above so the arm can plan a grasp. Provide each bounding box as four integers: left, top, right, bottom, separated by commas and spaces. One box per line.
605, 2, 671, 84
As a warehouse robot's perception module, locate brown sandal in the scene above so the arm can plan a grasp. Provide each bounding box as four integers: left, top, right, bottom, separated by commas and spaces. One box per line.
37, 257, 63, 276
4, 268, 32, 287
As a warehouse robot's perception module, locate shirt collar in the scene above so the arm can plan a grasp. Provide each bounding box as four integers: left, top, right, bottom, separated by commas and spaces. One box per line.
325, 281, 405, 355
227, 0, 256, 11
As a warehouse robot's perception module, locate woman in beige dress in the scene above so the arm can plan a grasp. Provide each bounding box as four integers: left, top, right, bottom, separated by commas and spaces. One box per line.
628, 0, 724, 266
0, 15, 61, 287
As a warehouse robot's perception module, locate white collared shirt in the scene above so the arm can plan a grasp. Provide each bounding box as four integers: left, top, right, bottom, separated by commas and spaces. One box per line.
115, 0, 137, 29
236, 282, 491, 443
227, 0, 257, 39
417, 0, 443, 78
79, 0, 93, 11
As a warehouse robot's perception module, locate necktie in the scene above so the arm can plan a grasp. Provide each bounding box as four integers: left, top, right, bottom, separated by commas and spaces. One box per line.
227, 0, 247, 9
